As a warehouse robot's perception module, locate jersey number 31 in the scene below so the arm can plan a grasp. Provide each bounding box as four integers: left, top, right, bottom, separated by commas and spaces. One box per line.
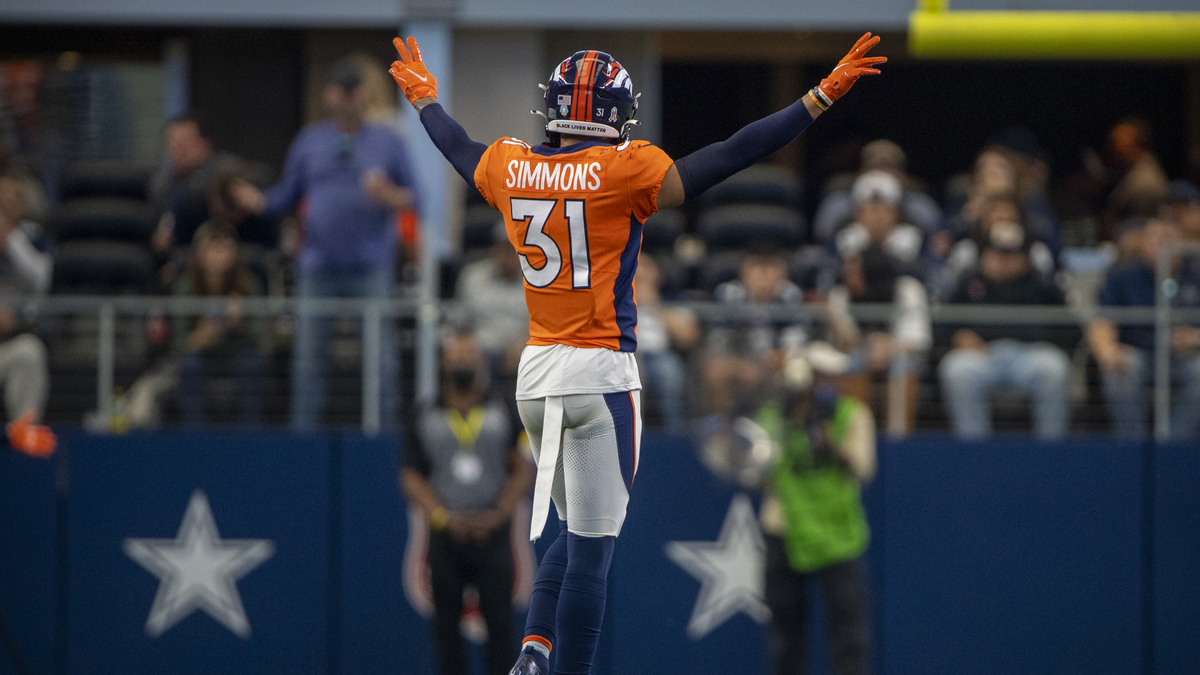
511, 197, 590, 289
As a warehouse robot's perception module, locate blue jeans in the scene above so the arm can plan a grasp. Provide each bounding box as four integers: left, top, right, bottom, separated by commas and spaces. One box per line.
178, 348, 266, 426
292, 265, 398, 431
1099, 348, 1200, 440
938, 340, 1071, 439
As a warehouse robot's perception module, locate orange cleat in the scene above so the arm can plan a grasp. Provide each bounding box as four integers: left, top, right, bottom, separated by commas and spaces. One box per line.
7, 410, 56, 458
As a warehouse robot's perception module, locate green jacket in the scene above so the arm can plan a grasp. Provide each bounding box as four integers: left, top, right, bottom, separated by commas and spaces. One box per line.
758, 398, 869, 572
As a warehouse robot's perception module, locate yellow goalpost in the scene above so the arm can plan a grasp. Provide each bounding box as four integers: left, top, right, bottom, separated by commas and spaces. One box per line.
908, 0, 1200, 59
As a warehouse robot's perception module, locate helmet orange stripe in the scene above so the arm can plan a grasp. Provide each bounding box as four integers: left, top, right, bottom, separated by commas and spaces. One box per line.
571, 54, 586, 121
582, 50, 599, 123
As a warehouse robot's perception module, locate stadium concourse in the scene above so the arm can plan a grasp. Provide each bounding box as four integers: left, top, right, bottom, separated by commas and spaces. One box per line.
1, 3, 1200, 675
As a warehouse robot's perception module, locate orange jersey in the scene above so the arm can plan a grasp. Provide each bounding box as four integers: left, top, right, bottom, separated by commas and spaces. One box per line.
474, 138, 674, 352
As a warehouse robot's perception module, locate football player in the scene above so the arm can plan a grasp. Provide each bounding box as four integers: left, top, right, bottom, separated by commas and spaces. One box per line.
391, 34, 885, 675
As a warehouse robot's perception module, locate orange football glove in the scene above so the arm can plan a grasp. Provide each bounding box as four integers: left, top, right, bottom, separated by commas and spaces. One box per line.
7, 410, 56, 458
811, 32, 887, 110
390, 36, 438, 106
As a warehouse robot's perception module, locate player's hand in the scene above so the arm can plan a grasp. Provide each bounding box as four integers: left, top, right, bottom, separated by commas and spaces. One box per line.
390, 37, 438, 107
816, 32, 887, 105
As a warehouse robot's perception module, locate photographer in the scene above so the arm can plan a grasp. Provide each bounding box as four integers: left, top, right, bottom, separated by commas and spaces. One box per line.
732, 357, 877, 675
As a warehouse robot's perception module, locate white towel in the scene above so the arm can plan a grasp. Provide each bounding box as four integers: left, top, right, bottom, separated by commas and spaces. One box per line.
529, 396, 564, 541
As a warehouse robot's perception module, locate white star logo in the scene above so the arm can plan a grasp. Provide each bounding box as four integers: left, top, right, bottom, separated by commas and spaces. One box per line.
664, 493, 771, 640
124, 490, 275, 639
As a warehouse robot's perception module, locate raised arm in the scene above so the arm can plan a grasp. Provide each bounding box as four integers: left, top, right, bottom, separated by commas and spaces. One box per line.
656, 32, 887, 210
390, 37, 489, 186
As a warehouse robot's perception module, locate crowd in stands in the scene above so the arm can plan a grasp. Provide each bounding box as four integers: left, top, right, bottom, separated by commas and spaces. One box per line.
3, 51, 1200, 440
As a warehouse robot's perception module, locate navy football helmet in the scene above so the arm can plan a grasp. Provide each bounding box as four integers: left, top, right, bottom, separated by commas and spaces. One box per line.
538, 51, 638, 145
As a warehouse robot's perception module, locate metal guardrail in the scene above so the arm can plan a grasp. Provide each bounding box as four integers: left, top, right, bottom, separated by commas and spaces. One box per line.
6, 240, 1199, 438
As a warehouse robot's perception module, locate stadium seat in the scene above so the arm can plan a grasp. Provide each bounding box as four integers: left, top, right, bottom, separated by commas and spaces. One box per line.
462, 204, 502, 254
697, 204, 806, 251
695, 164, 802, 210
59, 160, 154, 201
643, 208, 685, 254
697, 250, 745, 294
52, 240, 154, 294
50, 198, 158, 243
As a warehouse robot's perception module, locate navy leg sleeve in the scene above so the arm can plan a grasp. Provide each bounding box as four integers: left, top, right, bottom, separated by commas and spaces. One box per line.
524, 520, 569, 650
554, 533, 616, 675
418, 103, 489, 188
674, 97, 815, 200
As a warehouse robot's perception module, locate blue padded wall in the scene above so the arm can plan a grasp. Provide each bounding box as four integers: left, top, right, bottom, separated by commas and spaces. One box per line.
1, 431, 1197, 675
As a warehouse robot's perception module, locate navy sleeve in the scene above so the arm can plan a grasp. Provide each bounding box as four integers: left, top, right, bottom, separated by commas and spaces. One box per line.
675, 97, 815, 200
419, 103, 489, 187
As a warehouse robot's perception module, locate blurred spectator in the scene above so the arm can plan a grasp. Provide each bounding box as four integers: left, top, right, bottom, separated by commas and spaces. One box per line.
938, 222, 1076, 439
1088, 217, 1200, 439
994, 127, 1052, 202
826, 174, 930, 431
935, 195, 1055, 300
173, 220, 265, 426
754, 358, 875, 675
812, 139, 941, 243
401, 332, 532, 675
831, 171, 925, 278
704, 244, 807, 414
455, 223, 528, 373
1160, 180, 1200, 243
1106, 117, 1168, 222
233, 57, 415, 430
352, 51, 407, 131
149, 113, 242, 260
0, 174, 50, 270
0, 61, 43, 161
938, 145, 1060, 261
0, 174, 54, 455
635, 255, 700, 434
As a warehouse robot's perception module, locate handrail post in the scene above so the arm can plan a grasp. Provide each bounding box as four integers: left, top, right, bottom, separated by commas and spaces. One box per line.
416, 300, 439, 407
1153, 242, 1174, 441
886, 351, 908, 438
97, 302, 115, 430
362, 301, 382, 437
415, 219, 440, 409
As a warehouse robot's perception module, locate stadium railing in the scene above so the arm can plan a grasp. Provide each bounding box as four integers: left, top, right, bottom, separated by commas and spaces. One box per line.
10, 240, 1199, 438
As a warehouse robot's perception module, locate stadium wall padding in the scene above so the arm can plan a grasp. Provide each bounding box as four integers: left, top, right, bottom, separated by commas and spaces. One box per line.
1, 431, 1197, 675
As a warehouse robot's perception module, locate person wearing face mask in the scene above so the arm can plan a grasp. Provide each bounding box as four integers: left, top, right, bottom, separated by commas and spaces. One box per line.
401, 332, 534, 675
826, 171, 930, 431
937, 221, 1077, 439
